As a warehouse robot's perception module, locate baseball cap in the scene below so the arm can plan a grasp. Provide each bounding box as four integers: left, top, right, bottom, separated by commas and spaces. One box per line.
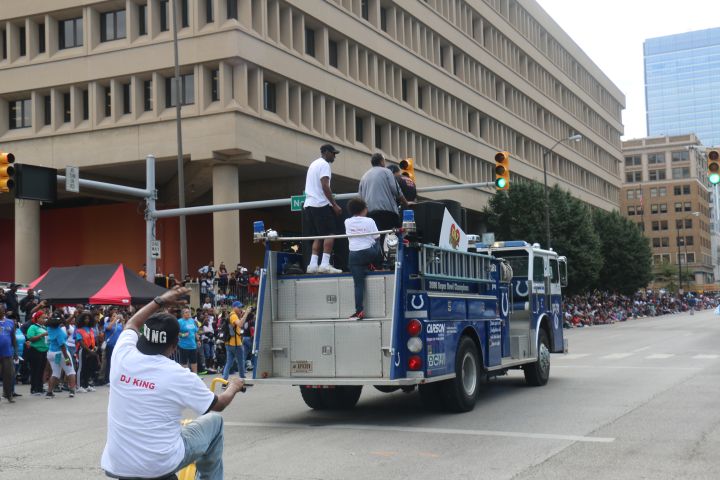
32, 310, 45, 322
387, 165, 400, 173
231, 301, 244, 309
320, 143, 340, 154
136, 313, 180, 355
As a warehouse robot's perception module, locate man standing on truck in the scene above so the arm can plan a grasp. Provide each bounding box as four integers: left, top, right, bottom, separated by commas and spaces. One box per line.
101, 286, 245, 480
303, 144, 343, 274
359, 153, 409, 232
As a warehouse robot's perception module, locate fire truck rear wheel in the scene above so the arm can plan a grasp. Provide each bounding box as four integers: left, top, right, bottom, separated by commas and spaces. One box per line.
322, 386, 363, 409
299, 386, 326, 409
524, 329, 550, 386
441, 336, 480, 412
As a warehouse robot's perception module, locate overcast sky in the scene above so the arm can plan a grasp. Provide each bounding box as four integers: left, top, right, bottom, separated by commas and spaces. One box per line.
535, 0, 718, 140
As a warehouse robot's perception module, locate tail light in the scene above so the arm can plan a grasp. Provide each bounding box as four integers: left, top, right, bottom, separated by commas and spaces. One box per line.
407, 319, 422, 336
408, 355, 422, 370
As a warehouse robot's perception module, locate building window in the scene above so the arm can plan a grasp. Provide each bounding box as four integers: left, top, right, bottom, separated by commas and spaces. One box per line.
628, 206, 636, 216
43, 95, 51, 126
624, 155, 641, 166
19, 26, 26, 56
104, 86, 112, 117
659, 187, 667, 196
661, 220, 668, 230
626, 190, 635, 200
101, 10, 126, 42
671, 150, 689, 162
9, 98, 32, 129
626, 171, 642, 183
380, 7, 387, 31
638, 222, 645, 232
328, 39, 338, 68
1, 28, 5, 60
211, 69, 219, 102
660, 204, 667, 214
401, 77, 408, 102
227, 0, 238, 20
647, 153, 665, 164
652, 238, 660, 247
684, 202, 692, 212
651, 221, 659, 231
418, 84, 423, 109
651, 204, 658, 214
305, 27, 315, 57
375, 124, 382, 149
648, 169, 666, 181
263, 80, 276, 112
82, 89, 89, 120
59, 17, 83, 50
355, 117, 364, 143
38, 23, 45, 53
63, 92, 71, 123
181, 0, 189, 28
143, 79, 152, 111
166, 73, 194, 107
361, 0, 369, 20
686, 236, 694, 246
650, 187, 657, 197
672, 167, 690, 179
205, 0, 214, 22
160, 0, 169, 32
138, 4, 148, 36
675, 202, 682, 212
687, 253, 695, 263
122, 82, 131, 114
683, 185, 690, 194
661, 237, 669, 247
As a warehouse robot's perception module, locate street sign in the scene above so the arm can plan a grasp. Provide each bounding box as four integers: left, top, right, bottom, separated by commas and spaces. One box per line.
290, 194, 306, 212
66, 166, 79, 193
482, 232, 495, 245
151, 240, 162, 259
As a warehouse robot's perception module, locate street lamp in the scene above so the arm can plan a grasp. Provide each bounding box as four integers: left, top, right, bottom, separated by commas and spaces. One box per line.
677, 211, 700, 293
542, 134, 582, 249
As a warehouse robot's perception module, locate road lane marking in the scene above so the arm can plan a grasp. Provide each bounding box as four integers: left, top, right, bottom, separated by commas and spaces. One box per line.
554, 365, 701, 371
693, 354, 719, 360
555, 353, 590, 360
224, 422, 615, 443
632, 346, 651, 352
645, 354, 674, 359
602, 353, 633, 359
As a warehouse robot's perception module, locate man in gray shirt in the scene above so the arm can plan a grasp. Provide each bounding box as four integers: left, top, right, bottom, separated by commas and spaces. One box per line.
358, 153, 410, 232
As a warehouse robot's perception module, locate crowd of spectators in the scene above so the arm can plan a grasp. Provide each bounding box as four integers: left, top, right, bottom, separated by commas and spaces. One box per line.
563, 290, 717, 328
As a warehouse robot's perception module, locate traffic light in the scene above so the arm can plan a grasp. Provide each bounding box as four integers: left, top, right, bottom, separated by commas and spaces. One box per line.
0, 152, 15, 193
494, 151, 510, 190
708, 148, 720, 185
399, 158, 415, 181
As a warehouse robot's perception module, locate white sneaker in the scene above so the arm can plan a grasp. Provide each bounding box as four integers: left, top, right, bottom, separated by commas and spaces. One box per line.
318, 264, 342, 274
76, 387, 87, 393
306, 264, 319, 274
86, 386, 96, 392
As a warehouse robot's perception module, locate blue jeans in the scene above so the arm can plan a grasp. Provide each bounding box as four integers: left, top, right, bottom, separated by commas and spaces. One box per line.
222, 344, 245, 380
349, 243, 383, 312
175, 412, 224, 479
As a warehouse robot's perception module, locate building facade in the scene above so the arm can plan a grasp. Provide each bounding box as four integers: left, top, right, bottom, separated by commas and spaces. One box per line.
644, 27, 720, 147
621, 134, 715, 291
0, 0, 625, 283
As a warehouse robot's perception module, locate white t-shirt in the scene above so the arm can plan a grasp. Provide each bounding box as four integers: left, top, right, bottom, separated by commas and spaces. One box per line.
345, 216, 380, 251
304, 158, 332, 208
101, 329, 215, 477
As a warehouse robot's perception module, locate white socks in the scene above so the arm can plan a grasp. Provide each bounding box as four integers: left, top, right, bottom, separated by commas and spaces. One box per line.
321, 253, 331, 267
310, 254, 319, 268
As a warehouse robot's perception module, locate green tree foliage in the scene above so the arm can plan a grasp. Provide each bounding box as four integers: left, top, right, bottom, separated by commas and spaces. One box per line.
592, 209, 653, 295
484, 182, 602, 294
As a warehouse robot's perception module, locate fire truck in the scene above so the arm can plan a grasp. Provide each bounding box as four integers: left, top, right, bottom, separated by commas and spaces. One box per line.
248, 205, 568, 412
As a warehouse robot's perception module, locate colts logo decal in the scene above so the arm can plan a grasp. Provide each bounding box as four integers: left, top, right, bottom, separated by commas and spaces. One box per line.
449, 224, 461, 249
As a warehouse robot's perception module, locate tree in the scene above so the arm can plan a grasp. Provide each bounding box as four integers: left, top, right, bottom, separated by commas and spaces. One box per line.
592, 209, 653, 295
484, 182, 602, 294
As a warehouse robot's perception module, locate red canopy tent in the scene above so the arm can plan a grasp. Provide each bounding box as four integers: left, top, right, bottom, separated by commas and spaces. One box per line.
29, 264, 167, 305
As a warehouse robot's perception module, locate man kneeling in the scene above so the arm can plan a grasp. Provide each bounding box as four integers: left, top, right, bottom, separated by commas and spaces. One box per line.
102, 286, 244, 479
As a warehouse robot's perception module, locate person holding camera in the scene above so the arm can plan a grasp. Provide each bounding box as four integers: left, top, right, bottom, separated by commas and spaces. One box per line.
222, 301, 252, 382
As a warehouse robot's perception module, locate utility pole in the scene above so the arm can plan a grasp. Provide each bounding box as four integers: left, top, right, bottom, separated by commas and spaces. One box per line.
172, 0, 188, 278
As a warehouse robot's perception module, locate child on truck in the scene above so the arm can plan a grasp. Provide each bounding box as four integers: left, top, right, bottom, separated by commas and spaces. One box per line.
345, 197, 383, 321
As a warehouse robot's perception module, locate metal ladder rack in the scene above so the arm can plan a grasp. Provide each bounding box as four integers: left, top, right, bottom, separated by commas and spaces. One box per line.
419, 245, 495, 283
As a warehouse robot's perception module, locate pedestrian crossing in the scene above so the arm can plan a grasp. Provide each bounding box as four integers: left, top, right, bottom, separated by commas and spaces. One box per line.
554, 352, 719, 361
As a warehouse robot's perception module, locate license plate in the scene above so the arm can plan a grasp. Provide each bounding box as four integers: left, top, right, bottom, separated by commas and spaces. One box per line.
291, 361, 313, 373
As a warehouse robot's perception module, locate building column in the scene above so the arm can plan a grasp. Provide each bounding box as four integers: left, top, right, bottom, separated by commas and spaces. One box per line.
15, 199, 40, 284
212, 164, 239, 269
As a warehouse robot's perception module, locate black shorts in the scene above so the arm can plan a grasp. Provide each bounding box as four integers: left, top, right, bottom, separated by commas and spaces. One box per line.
304, 205, 336, 236
178, 347, 197, 365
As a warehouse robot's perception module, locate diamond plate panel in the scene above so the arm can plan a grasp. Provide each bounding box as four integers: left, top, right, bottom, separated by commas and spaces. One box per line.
296, 279, 340, 319
335, 322, 383, 377
290, 324, 335, 377
277, 279, 296, 321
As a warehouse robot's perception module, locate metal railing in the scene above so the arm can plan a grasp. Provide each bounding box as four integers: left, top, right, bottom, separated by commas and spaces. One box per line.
419, 245, 495, 284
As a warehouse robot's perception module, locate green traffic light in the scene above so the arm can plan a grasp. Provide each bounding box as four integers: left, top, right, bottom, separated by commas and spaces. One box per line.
495, 178, 507, 189
710, 173, 720, 184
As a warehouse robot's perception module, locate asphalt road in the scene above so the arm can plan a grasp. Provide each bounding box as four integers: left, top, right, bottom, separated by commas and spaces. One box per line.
1, 309, 719, 479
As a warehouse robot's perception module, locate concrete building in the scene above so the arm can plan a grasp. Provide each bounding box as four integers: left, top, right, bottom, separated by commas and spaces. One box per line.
0, 0, 625, 283
621, 134, 715, 291
644, 27, 720, 147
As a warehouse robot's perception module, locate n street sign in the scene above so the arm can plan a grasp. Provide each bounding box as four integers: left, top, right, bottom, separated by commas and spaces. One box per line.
290, 194, 306, 212
65, 166, 79, 193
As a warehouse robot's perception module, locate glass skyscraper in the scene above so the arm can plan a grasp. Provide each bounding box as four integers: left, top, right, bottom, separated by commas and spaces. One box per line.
644, 27, 720, 147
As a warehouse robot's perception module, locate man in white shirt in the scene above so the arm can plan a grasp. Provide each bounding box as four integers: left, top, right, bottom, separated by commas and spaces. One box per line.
303, 143, 343, 274
101, 286, 244, 480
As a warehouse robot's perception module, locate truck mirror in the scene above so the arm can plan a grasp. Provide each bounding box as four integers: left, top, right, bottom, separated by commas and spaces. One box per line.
558, 257, 568, 287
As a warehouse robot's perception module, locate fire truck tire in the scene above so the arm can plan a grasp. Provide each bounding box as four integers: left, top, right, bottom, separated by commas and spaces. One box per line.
524, 329, 550, 386
441, 336, 480, 412
299, 386, 326, 409
374, 386, 400, 393
321, 386, 363, 409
